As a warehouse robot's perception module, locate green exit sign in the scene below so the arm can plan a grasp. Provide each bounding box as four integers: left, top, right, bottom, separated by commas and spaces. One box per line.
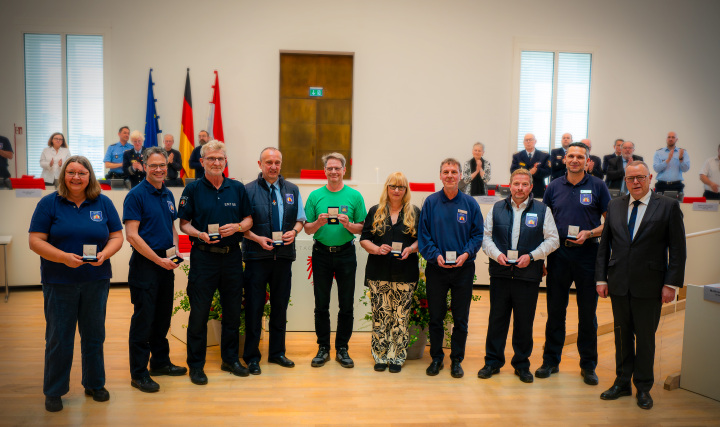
309, 87, 323, 97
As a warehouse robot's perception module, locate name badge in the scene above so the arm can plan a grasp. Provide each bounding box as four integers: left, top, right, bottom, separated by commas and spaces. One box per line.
327, 207, 339, 224
507, 250, 518, 264
519, 162, 526, 167
391, 242, 403, 257
272, 231, 284, 246
580, 189, 592, 205
83, 245, 98, 262
208, 224, 221, 240
445, 251, 457, 265
525, 213, 538, 228
568, 225, 580, 239
167, 247, 183, 265
457, 209, 467, 223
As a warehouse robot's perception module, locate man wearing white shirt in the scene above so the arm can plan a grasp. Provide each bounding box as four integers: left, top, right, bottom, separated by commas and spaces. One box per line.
477, 168, 559, 383
699, 144, 720, 200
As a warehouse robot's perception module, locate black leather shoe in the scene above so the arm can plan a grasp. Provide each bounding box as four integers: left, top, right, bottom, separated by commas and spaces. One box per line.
84, 387, 110, 402
247, 361, 262, 375
600, 385, 632, 400
581, 369, 599, 385
268, 355, 295, 368
335, 348, 354, 368
515, 369, 534, 383
149, 363, 187, 377
450, 360, 464, 378
311, 346, 330, 367
189, 368, 208, 385
637, 390, 653, 410
131, 375, 160, 393
426, 359, 444, 376
374, 363, 387, 372
45, 396, 63, 412
389, 364, 402, 373
534, 364, 559, 378
221, 361, 250, 377
477, 365, 500, 379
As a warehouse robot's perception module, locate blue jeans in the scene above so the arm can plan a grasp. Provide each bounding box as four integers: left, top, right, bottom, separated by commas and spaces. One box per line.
43, 279, 110, 397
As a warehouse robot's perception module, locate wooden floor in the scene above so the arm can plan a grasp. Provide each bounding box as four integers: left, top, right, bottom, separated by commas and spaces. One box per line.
1, 287, 719, 426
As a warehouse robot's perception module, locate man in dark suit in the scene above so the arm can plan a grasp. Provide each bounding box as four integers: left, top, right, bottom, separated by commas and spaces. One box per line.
550, 133, 572, 180
603, 139, 624, 176
511, 133, 551, 198
123, 130, 146, 188
595, 161, 686, 410
581, 139, 604, 181
605, 141, 643, 191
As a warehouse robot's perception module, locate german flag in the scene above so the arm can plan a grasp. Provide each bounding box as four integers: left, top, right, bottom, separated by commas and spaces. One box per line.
179, 69, 195, 178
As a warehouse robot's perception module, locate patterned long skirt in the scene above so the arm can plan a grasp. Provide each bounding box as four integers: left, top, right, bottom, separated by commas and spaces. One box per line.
367, 279, 417, 365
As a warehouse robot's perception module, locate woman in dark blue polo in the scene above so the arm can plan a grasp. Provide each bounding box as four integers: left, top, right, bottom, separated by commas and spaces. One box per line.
359, 172, 420, 373
29, 156, 124, 412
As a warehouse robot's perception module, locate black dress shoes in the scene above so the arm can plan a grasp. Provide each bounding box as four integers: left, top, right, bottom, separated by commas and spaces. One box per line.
149, 363, 188, 376
388, 363, 402, 373
636, 390, 653, 409
534, 364, 559, 378
581, 369, 599, 385
426, 359, 444, 376
450, 360, 464, 378
374, 363, 387, 372
268, 355, 295, 368
311, 346, 330, 367
515, 369, 534, 383
189, 368, 208, 385
45, 396, 63, 412
600, 385, 632, 400
335, 348, 354, 368
477, 365, 500, 379
84, 387, 110, 402
131, 375, 160, 393
247, 361, 262, 375
221, 361, 250, 377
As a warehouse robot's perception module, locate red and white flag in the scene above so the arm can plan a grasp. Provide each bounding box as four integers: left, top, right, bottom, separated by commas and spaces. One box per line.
206, 70, 226, 175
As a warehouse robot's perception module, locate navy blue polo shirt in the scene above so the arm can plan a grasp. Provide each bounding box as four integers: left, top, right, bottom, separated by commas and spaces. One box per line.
543, 173, 610, 237
29, 192, 123, 284
177, 176, 252, 247
123, 179, 177, 250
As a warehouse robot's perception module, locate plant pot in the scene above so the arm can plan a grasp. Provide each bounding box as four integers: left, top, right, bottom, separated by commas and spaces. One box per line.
406, 325, 428, 360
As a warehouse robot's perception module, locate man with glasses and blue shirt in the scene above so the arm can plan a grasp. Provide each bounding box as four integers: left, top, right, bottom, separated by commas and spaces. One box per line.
653, 131, 690, 193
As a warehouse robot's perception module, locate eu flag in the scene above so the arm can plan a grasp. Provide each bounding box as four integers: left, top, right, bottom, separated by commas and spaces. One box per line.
144, 69, 161, 147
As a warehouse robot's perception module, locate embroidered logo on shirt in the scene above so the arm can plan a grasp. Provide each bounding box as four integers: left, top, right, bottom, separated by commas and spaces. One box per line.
457, 209, 467, 223
525, 213, 538, 228
580, 192, 592, 205
286, 194, 294, 204
167, 201, 175, 213
340, 206, 349, 214
90, 211, 103, 222
179, 196, 188, 209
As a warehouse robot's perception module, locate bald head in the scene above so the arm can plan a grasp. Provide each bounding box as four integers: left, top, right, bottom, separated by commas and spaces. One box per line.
666, 131, 678, 148
523, 134, 536, 152
561, 133, 572, 149
580, 138, 592, 152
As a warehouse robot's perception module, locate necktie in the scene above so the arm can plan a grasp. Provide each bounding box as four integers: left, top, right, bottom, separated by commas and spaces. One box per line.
270, 184, 281, 232
627, 200, 641, 240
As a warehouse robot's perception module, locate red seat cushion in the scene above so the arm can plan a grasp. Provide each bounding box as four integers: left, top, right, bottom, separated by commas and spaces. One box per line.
409, 182, 435, 192
682, 196, 706, 203
300, 169, 326, 179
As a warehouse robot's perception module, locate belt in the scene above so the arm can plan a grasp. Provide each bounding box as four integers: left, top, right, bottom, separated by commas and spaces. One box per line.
313, 240, 353, 253
193, 242, 240, 254
561, 237, 600, 247
658, 180, 682, 186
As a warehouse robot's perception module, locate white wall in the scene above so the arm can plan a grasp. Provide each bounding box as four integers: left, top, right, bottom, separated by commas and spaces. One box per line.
1, 0, 719, 196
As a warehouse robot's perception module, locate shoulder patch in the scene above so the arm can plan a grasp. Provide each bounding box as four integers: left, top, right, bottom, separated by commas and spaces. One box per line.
179, 196, 188, 209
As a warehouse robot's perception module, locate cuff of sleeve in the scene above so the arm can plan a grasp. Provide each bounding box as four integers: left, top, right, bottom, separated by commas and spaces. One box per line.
665, 285, 678, 291
596, 281, 608, 286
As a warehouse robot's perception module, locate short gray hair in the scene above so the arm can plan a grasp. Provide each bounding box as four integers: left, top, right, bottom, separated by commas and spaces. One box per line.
473, 142, 484, 150
143, 146, 167, 164
130, 130, 144, 142
439, 158, 461, 173
201, 140, 226, 157
322, 152, 346, 167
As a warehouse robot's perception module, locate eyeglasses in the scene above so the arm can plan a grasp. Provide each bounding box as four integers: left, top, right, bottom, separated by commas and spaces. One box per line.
388, 185, 407, 191
204, 157, 226, 163
66, 171, 88, 178
325, 167, 343, 172
624, 175, 648, 183
147, 163, 167, 170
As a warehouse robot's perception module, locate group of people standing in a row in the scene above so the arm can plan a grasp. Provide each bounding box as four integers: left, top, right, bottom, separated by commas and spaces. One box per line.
29, 133, 686, 414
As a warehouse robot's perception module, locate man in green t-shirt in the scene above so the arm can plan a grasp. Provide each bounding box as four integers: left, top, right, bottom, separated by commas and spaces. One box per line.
304, 152, 367, 369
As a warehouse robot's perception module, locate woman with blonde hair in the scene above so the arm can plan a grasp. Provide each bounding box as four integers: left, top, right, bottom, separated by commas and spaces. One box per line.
360, 172, 420, 373
39, 132, 71, 185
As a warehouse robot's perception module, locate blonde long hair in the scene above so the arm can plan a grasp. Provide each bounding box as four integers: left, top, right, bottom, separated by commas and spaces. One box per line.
371, 172, 416, 237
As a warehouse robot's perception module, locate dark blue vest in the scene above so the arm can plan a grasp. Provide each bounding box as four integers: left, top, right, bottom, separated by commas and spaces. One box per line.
488, 197, 546, 282
242, 174, 301, 261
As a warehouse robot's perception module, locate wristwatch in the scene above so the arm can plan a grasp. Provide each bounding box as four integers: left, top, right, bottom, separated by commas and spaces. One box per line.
528, 253, 535, 262
292, 229, 299, 236
589, 230, 594, 238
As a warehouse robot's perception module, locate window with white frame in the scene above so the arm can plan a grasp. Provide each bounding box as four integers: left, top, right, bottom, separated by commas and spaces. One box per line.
24, 33, 104, 177
517, 51, 592, 152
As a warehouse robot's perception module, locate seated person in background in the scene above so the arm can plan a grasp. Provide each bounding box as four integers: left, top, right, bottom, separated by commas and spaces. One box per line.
188, 130, 210, 179
104, 126, 132, 179
461, 142, 492, 196
0, 134, 14, 180
39, 133, 71, 185
581, 139, 604, 181
699, 143, 720, 200
511, 133, 551, 198
123, 131, 146, 188
603, 139, 624, 176
162, 134, 183, 186
550, 133, 573, 180
606, 141, 643, 193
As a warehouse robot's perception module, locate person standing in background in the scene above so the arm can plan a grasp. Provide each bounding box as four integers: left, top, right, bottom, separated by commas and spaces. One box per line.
461, 142, 492, 196
39, 133, 71, 185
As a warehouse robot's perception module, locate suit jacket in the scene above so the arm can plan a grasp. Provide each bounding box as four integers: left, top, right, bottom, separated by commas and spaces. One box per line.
511, 150, 551, 190
587, 154, 605, 180
603, 153, 621, 174
550, 147, 567, 180
595, 192, 686, 299
123, 149, 146, 188
605, 154, 644, 189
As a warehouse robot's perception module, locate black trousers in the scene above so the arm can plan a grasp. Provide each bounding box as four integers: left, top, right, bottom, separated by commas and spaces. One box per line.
543, 243, 599, 370
128, 251, 175, 378
186, 247, 244, 368
654, 180, 684, 193
610, 293, 662, 392
484, 276, 540, 370
425, 261, 475, 362
242, 258, 293, 363
703, 190, 720, 200
311, 243, 357, 349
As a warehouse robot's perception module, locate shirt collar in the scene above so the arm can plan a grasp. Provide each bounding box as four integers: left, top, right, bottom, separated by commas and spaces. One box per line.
527, 150, 535, 158
140, 179, 167, 195
561, 173, 589, 187
511, 198, 528, 210
630, 190, 652, 207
